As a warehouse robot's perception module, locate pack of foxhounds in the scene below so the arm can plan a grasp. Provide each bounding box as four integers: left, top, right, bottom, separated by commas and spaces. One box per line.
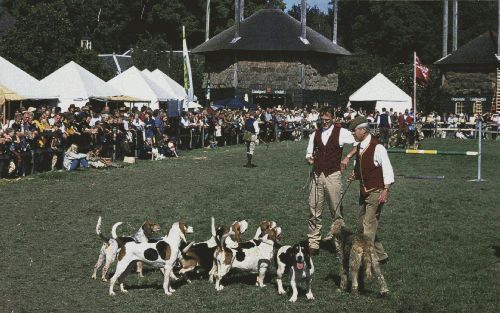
92, 216, 388, 302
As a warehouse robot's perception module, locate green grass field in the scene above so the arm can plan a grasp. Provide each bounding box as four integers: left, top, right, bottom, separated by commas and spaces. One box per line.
1, 138, 499, 313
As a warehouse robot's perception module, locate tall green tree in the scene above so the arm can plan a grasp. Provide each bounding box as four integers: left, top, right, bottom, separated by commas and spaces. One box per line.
0, 0, 75, 78
288, 4, 332, 40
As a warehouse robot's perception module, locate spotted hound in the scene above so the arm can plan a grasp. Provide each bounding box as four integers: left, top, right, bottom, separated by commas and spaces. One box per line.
213, 226, 282, 291
109, 221, 193, 296
178, 218, 248, 282
253, 220, 278, 239
92, 217, 160, 281
276, 242, 315, 302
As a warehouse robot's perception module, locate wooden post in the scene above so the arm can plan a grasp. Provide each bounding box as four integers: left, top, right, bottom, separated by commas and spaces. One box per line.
301, 0, 307, 40
239, 0, 244, 21
413, 52, 417, 116
205, 0, 210, 42
332, 0, 338, 44
233, 56, 238, 90
2, 101, 5, 125
452, 0, 458, 51
234, 0, 240, 38
442, 0, 448, 57
0, 88, 5, 124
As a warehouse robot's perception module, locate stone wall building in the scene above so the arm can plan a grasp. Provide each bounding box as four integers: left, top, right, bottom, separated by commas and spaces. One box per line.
192, 5, 350, 108
434, 31, 499, 114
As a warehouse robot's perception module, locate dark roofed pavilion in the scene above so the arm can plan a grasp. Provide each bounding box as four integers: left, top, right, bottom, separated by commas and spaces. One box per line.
435, 31, 498, 69
434, 31, 499, 114
192, 5, 351, 108
193, 7, 350, 56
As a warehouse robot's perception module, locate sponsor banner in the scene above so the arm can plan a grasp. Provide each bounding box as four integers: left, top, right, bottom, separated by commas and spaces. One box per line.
252, 89, 286, 95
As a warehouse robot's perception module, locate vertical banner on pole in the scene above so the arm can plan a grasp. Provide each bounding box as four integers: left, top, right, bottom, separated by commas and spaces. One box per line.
183, 26, 194, 102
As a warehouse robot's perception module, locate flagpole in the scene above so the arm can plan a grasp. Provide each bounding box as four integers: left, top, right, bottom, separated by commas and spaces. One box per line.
413, 51, 417, 120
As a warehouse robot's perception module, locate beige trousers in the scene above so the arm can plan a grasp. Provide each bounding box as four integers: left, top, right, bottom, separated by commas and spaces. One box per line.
307, 171, 343, 249
358, 190, 388, 261
246, 134, 257, 155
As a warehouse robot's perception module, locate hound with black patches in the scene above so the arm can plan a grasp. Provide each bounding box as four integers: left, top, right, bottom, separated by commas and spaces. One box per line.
276, 243, 315, 302
108, 222, 193, 296
213, 226, 282, 291
178, 218, 248, 282
92, 217, 160, 281
253, 220, 277, 239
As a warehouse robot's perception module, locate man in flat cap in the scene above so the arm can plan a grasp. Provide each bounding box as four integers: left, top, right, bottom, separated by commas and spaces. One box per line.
349, 115, 394, 263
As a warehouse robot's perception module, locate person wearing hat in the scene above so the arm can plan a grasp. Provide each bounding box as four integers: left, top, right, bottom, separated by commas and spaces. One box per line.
349, 115, 394, 263
243, 110, 259, 167
305, 107, 356, 255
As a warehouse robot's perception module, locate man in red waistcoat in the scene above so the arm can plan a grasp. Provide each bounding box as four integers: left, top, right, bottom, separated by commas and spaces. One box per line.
305, 107, 355, 255
349, 116, 394, 263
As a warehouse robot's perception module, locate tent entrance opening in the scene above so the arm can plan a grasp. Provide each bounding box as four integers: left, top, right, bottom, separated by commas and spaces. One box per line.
349, 101, 376, 114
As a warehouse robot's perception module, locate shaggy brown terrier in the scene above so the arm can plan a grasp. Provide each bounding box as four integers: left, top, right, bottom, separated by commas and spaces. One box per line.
329, 219, 389, 296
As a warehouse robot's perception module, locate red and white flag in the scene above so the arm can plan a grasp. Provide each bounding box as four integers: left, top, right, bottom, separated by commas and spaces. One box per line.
415, 54, 430, 84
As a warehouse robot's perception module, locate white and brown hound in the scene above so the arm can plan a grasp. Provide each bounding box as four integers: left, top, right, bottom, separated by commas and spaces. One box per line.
213, 226, 282, 291
109, 222, 193, 296
178, 218, 248, 282
92, 217, 160, 281
253, 220, 277, 239
276, 243, 315, 302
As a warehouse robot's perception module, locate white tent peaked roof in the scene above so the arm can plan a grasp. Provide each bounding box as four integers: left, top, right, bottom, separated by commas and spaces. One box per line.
141, 69, 180, 100
41, 61, 121, 110
108, 66, 163, 109
151, 69, 187, 99
349, 73, 412, 113
350, 73, 411, 102
0, 56, 56, 99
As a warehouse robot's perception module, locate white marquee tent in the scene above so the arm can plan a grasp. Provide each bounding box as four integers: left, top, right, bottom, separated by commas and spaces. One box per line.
151, 69, 188, 100
141, 69, 181, 101
149, 69, 202, 110
108, 66, 171, 110
41, 61, 123, 111
348, 73, 412, 113
0, 56, 56, 100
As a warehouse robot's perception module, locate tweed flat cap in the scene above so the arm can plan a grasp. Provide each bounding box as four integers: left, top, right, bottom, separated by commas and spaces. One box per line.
349, 116, 369, 131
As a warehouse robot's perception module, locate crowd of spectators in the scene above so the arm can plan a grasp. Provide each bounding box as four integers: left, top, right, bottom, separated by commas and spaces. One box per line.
0, 102, 498, 179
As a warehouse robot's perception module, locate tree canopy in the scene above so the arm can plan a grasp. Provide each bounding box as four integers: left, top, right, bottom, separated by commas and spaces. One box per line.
0, 0, 497, 111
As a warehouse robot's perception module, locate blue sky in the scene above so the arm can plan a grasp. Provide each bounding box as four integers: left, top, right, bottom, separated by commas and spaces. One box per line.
283, 0, 330, 13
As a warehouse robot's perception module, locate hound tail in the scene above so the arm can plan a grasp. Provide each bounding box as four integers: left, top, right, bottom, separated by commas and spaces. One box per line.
111, 222, 123, 239
96, 216, 110, 243
182, 241, 195, 254
218, 231, 233, 249
211, 217, 216, 237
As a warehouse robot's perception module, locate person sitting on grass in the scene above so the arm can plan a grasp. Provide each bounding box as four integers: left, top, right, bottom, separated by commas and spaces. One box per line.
63, 144, 88, 171
87, 146, 121, 169
158, 134, 178, 157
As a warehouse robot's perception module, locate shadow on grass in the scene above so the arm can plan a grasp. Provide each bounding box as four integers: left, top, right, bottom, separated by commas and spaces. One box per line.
491, 245, 500, 258
125, 277, 191, 291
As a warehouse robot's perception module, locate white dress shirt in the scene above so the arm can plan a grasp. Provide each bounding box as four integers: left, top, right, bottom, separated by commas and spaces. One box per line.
305, 125, 355, 159
357, 134, 395, 186
253, 120, 260, 135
